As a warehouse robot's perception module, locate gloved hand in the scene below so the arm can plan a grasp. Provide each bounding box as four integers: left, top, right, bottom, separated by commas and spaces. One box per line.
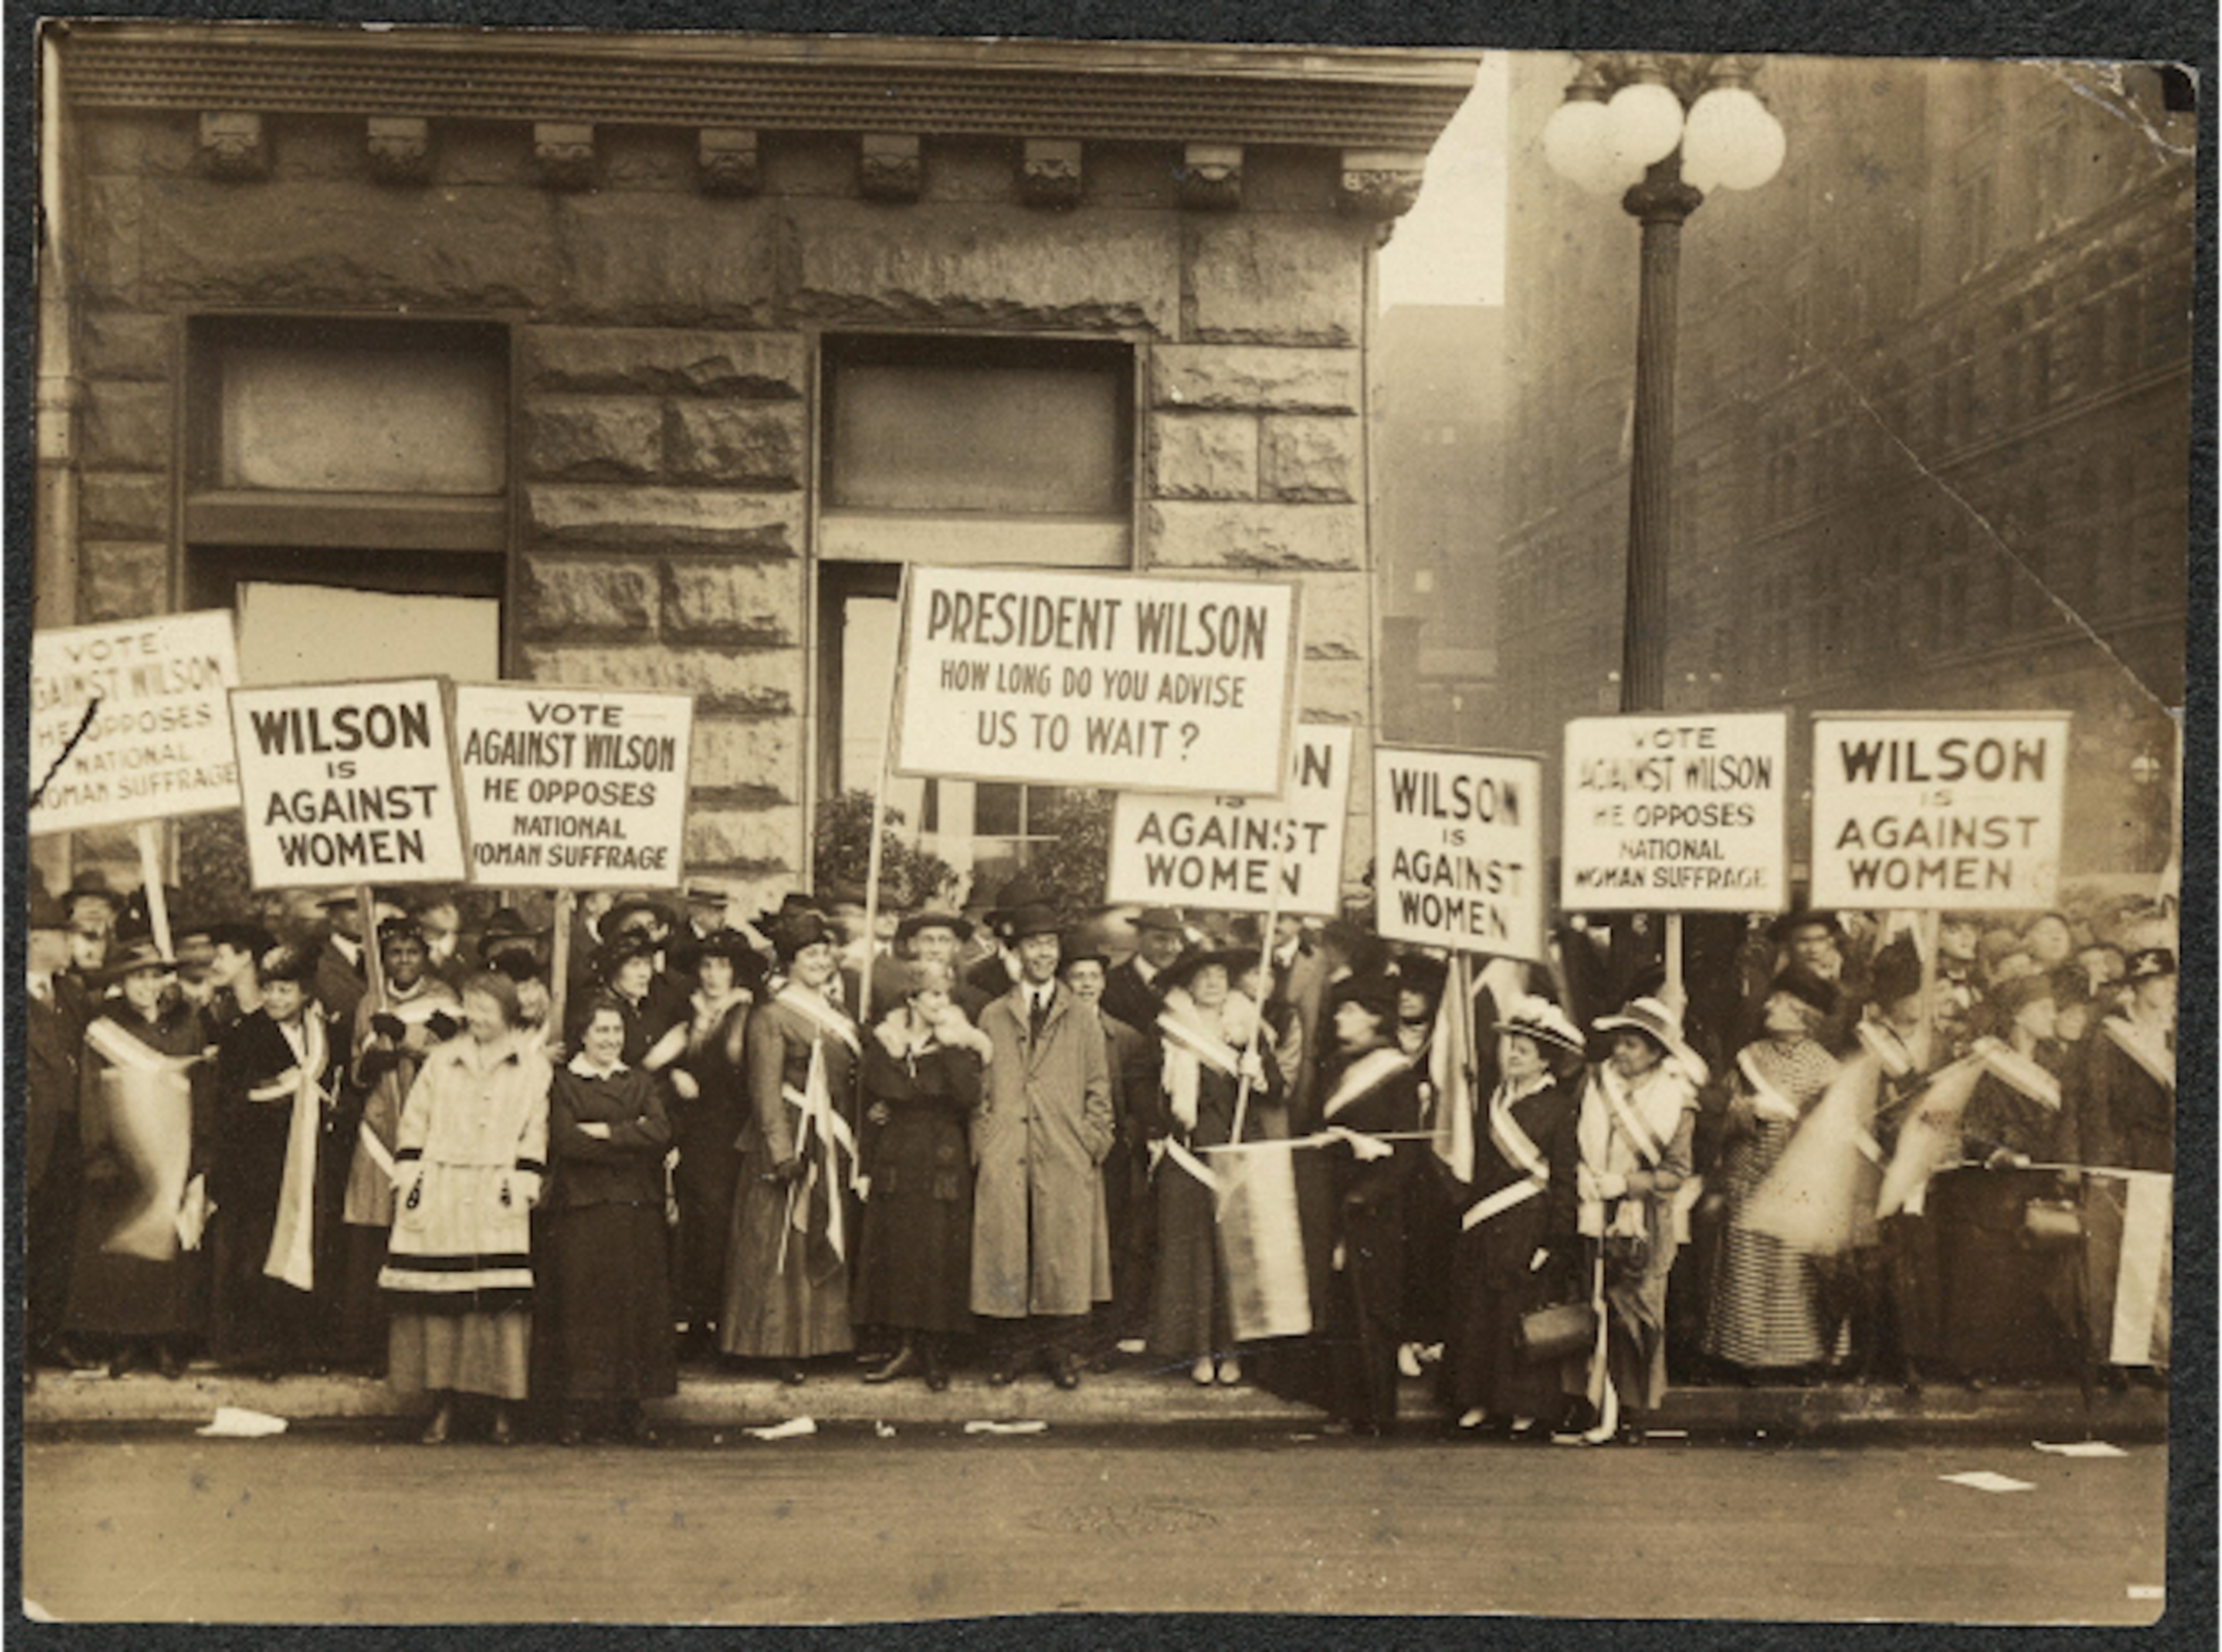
426, 1011, 462, 1041
369, 1012, 407, 1042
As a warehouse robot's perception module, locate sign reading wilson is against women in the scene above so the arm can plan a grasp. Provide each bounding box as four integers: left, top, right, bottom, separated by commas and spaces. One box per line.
452, 683, 694, 886
30, 610, 243, 834
229, 678, 468, 888
1809, 711, 2070, 910
1561, 712, 1790, 912
1373, 745, 1546, 961
1106, 726, 1352, 916
895, 565, 1299, 795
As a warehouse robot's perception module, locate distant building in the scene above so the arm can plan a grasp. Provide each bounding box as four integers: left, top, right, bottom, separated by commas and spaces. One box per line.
1372, 303, 1505, 747
1496, 56, 2193, 879
33, 23, 1477, 904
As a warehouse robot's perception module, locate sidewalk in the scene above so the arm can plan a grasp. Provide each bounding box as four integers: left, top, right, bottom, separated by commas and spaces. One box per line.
23, 1357, 2168, 1443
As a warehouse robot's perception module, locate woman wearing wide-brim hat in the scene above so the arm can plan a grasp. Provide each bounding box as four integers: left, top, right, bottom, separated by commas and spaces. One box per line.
663, 929, 768, 1360
718, 908, 862, 1381
65, 938, 217, 1380
1442, 995, 1588, 1440
1568, 994, 1705, 1444
1147, 948, 1280, 1386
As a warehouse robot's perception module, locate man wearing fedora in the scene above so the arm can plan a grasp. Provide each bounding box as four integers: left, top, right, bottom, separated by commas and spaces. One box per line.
1101, 906, 1188, 1040
972, 904, 1115, 1389
25, 887, 93, 1374
313, 888, 403, 1032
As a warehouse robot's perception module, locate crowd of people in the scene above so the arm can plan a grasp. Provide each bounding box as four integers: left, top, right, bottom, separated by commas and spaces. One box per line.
23, 866, 2176, 1445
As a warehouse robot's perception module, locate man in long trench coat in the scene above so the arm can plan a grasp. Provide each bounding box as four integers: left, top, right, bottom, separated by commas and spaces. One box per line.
972, 905, 1114, 1388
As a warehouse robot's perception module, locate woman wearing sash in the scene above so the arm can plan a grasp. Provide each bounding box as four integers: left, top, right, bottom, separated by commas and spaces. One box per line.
852, 960, 991, 1390
1312, 972, 1425, 1436
66, 938, 217, 1380
719, 909, 862, 1383
210, 943, 341, 1378
1572, 995, 1702, 1444
1444, 996, 1586, 1438
339, 916, 461, 1377
1936, 975, 2072, 1386
665, 929, 763, 1361
1701, 970, 1842, 1381
380, 971, 552, 1446
1149, 949, 1280, 1387
2078, 946, 2174, 1383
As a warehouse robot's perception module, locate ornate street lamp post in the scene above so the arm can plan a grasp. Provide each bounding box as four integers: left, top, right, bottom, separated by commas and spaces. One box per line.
1542, 55, 1786, 714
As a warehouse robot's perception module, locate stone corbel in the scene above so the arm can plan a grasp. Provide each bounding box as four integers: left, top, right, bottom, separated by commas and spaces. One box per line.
698, 128, 761, 195
532, 122, 596, 190
1338, 149, 1428, 219
1018, 139, 1083, 208
366, 117, 432, 185
1178, 143, 1243, 211
859, 133, 922, 202
198, 112, 269, 181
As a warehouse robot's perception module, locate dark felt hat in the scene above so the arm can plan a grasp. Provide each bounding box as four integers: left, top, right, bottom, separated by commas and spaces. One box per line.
1330, 969, 1402, 1026
770, 909, 838, 962
257, 942, 320, 987
1001, 903, 1064, 944
101, 936, 176, 980
604, 896, 679, 936
1769, 909, 1846, 944
896, 909, 974, 945
1867, 936, 1923, 1007
1159, 946, 1246, 995
673, 928, 769, 991
1132, 906, 1186, 935
1765, 967, 1841, 1020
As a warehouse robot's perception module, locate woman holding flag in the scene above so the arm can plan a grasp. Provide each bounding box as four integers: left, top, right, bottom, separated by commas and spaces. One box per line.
1571, 995, 1703, 1445
65, 936, 218, 1380
1149, 948, 1280, 1386
210, 943, 340, 1378
1701, 970, 1842, 1382
719, 907, 862, 1384
1443, 995, 1586, 1439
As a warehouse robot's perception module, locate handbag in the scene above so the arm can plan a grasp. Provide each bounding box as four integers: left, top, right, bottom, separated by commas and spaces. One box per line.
2021, 1197, 2081, 1248
1516, 1300, 1598, 1364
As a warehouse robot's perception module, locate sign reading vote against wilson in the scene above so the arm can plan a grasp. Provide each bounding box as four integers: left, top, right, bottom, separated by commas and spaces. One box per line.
1561, 712, 1789, 912
1106, 726, 1353, 917
896, 566, 1299, 796
453, 683, 694, 887
30, 611, 243, 835
1373, 746, 1545, 961
230, 678, 467, 888
1809, 712, 2070, 910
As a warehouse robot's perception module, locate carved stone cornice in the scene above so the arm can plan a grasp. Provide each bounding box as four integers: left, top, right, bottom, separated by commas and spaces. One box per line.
366, 115, 431, 184
697, 127, 760, 194
197, 111, 268, 180
532, 121, 596, 190
1179, 143, 1242, 211
1338, 148, 1428, 218
1018, 138, 1082, 208
858, 132, 922, 201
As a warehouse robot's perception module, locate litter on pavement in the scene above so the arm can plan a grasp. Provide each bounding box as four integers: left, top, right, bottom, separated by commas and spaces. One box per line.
1938, 1471, 2036, 1493
743, 1416, 817, 1441
195, 1406, 288, 1439
964, 1420, 1048, 1436
2033, 1441, 2127, 1458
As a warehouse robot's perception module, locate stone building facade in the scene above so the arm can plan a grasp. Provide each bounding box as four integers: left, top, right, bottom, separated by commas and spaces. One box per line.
35, 23, 1477, 907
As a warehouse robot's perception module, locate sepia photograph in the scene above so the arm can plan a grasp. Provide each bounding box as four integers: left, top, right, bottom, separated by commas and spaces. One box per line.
15, 8, 2202, 1632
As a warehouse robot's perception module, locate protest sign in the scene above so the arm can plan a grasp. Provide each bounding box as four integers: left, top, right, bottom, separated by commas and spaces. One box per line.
30, 611, 242, 834
1106, 726, 1352, 916
453, 683, 694, 887
1560, 711, 1789, 912
229, 678, 467, 888
894, 565, 1298, 795
1373, 745, 1545, 961
1809, 711, 2070, 910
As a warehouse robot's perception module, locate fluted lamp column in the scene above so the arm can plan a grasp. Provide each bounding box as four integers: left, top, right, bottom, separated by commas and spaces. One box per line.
1541, 54, 1786, 715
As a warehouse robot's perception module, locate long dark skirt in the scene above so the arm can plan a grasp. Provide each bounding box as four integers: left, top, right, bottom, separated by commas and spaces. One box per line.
547, 1203, 678, 1403
1149, 1155, 1235, 1361
1445, 1230, 1576, 1419
851, 1136, 974, 1337
670, 1105, 742, 1334
718, 1152, 855, 1359
65, 1182, 207, 1342
208, 1205, 318, 1366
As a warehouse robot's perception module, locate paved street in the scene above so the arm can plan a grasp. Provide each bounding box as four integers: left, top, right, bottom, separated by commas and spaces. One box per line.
24, 1424, 2167, 1626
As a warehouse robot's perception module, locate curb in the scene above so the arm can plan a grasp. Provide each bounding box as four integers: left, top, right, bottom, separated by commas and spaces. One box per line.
22, 1363, 2168, 1443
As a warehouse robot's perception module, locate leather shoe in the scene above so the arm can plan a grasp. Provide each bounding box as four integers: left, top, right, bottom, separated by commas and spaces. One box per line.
488, 1411, 515, 1447
1052, 1355, 1081, 1391
420, 1409, 452, 1446
108, 1346, 145, 1380
986, 1367, 1015, 1388
780, 1365, 808, 1387
156, 1344, 186, 1381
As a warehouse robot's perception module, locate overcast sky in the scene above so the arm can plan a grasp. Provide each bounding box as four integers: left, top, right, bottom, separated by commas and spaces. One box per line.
1377, 53, 1509, 311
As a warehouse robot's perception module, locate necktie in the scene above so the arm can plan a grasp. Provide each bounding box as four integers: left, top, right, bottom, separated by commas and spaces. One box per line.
1029, 989, 1049, 1039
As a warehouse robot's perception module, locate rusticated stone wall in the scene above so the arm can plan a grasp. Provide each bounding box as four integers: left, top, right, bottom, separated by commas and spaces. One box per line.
63, 113, 1386, 902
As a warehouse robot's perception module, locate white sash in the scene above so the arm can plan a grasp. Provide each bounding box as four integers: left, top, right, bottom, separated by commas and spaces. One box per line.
1856, 1020, 1916, 1079
2103, 1017, 2174, 1095
782, 1037, 862, 1263
1595, 1064, 1667, 1169
1973, 1036, 2062, 1110
1318, 1046, 1414, 1122
776, 982, 862, 1056
1463, 1078, 1551, 1232
1158, 1008, 1242, 1134
265, 1013, 330, 1293
1736, 1047, 1804, 1124
85, 1014, 181, 1076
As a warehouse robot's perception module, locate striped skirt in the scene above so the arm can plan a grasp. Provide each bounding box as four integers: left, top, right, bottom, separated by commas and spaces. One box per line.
1703, 1120, 1828, 1369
